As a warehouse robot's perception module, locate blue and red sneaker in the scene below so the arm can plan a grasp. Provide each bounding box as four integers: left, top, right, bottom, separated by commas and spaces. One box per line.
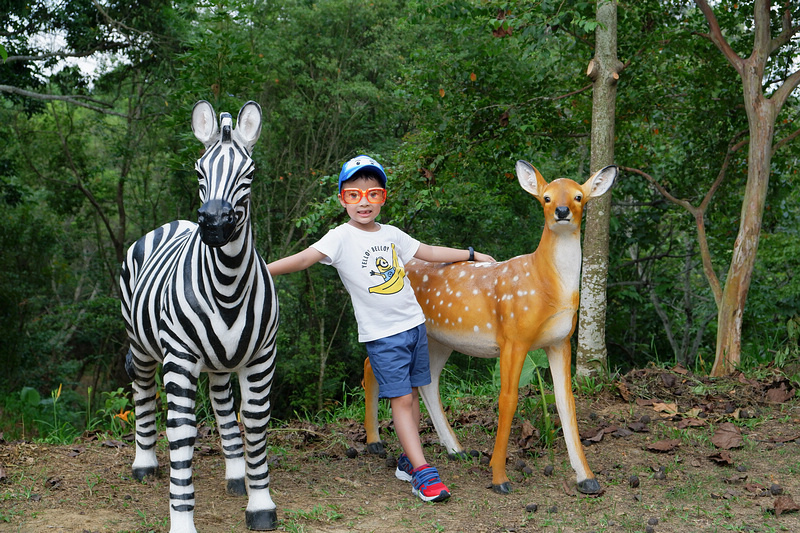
395, 453, 413, 482
411, 464, 450, 502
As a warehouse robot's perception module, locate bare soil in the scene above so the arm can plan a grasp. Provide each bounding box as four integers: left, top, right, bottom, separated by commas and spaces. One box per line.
3, 366, 800, 533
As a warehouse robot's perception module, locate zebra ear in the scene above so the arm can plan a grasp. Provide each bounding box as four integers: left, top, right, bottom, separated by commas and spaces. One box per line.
192, 100, 219, 148
235, 101, 262, 153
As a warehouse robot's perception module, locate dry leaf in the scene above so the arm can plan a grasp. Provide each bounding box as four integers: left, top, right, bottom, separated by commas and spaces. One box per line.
708, 451, 733, 465
646, 439, 680, 453
774, 495, 800, 515
676, 418, 705, 429
617, 382, 631, 401
711, 423, 743, 450
652, 402, 678, 416
628, 421, 649, 433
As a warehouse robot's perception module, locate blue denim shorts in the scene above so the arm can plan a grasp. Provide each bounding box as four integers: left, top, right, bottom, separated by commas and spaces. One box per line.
365, 323, 431, 399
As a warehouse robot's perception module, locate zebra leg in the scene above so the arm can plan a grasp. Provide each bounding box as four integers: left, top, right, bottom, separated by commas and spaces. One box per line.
239, 353, 277, 530
128, 348, 161, 480
207, 372, 247, 496
163, 356, 200, 533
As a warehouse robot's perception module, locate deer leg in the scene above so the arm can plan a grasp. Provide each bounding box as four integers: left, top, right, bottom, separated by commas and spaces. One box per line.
128, 348, 160, 480
546, 342, 599, 494
208, 372, 246, 496
362, 358, 385, 456
418, 338, 465, 458
238, 354, 277, 531
489, 342, 527, 494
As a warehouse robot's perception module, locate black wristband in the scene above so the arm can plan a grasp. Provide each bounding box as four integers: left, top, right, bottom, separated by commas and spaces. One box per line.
468, 246, 474, 262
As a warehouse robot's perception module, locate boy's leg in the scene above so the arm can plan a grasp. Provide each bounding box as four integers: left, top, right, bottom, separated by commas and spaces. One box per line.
390, 390, 426, 468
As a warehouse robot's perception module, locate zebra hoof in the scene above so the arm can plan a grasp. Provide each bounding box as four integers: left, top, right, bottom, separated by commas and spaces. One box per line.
491, 481, 512, 494
366, 441, 386, 457
227, 478, 247, 496
577, 478, 602, 494
245, 509, 278, 530
131, 466, 159, 481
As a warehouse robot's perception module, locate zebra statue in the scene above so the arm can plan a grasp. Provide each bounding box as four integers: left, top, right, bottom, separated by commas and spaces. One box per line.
120, 100, 279, 532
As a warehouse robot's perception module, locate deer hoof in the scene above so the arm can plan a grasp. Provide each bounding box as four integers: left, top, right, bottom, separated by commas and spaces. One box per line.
131, 466, 159, 481
577, 478, 601, 494
366, 441, 386, 457
492, 482, 512, 494
245, 509, 278, 530
447, 451, 470, 460
227, 477, 246, 496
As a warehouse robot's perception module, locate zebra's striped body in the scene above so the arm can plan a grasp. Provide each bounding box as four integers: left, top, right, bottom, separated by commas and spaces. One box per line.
120, 101, 279, 532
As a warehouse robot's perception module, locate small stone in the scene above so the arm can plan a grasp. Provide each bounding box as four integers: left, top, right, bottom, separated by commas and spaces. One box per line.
590, 412, 598, 421
648, 517, 659, 525
654, 469, 666, 481
645, 527, 655, 533
345, 448, 358, 459
548, 505, 557, 514
525, 503, 538, 513
640, 414, 651, 424
543, 465, 554, 477
770, 483, 783, 496
470, 450, 480, 457
629, 475, 640, 488
736, 465, 747, 473
480, 455, 491, 465
522, 466, 533, 475
515, 459, 527, 471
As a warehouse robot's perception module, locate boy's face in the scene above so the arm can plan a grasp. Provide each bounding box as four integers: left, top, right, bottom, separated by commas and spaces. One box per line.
338, 175, 385, 229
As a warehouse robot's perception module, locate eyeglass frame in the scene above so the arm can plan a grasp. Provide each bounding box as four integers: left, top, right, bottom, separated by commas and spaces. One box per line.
339, 187, 387, 204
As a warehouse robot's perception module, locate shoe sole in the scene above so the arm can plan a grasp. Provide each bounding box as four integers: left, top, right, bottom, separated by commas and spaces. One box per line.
395, 467, 412, 482
412, 487, 451, 502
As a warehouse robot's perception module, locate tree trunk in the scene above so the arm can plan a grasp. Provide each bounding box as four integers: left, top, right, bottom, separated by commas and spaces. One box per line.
576, 0, 622, 377
711, 98, 775, 375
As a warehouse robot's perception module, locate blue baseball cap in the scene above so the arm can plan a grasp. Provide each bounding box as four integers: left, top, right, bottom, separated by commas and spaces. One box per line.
338, 155, 387, 190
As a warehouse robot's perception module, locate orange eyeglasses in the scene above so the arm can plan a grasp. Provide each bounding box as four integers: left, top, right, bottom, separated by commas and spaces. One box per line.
339, 187, 387, 204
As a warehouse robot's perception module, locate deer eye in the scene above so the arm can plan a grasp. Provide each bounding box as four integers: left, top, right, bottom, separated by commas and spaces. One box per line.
575, 194, 582, 202
544, 195, 551, 203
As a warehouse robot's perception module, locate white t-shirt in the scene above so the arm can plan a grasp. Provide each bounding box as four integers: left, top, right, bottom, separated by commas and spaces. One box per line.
312, 223, 425, 342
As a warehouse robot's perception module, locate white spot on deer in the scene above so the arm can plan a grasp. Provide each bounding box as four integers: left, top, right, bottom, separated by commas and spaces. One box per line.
473, 325, 480, 332
422, 275, 429, 282
486, 323, 492, 330
456, 291, 462, 297
459, 271, 467, 278
472, 289, 479, 295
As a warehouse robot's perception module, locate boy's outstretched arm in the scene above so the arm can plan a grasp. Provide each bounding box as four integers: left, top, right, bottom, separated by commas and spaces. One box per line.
415, 243, 496, 263
267, 247, 327, 276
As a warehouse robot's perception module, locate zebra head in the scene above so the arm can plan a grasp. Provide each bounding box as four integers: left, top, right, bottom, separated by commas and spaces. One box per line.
191, 100, 263, 247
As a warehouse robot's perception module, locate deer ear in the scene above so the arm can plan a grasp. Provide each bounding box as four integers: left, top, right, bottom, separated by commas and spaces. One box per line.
192, 100, 218, 148
583, 165, 617, 198
516, 160, 547, 197
234, 101, 262, 153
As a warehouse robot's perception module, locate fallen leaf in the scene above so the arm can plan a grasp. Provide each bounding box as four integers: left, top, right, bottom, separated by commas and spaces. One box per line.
671, 364, 688, 375
708, 451, 733, 465
774, 495, 800, 515
723, 474, 747, 484
612, 428, 633, 438
628, 421, 649, 433
766, 382, 795, 403
617, 382, 631, 401
652, 402, 678, 416
636, 398, 654, 407
744, 483, 767, 494
676, 418, 705, 429
711, 423, 743, 450
646, 439, 680, 453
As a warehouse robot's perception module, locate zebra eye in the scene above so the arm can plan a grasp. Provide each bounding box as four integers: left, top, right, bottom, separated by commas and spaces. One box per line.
196, 171, 205, 182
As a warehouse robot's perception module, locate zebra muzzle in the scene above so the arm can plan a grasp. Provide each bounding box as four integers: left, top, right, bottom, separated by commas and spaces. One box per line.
198, 199, 237, 247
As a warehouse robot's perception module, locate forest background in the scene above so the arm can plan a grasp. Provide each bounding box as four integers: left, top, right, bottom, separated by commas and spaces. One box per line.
1, 0, 799, 437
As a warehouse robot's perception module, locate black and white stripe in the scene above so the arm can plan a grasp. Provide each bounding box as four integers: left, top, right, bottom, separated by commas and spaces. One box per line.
120, 100, 279, 532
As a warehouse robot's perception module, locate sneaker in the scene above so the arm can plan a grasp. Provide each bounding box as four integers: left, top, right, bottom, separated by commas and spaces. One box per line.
395, 453, 413, 482
411, 464, 450, 502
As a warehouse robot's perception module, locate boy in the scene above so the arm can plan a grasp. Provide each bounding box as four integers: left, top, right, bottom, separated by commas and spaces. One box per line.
268, 155, 495, 502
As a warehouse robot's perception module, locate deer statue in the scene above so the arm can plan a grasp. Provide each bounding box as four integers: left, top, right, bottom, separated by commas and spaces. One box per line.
363, 160, 617, 494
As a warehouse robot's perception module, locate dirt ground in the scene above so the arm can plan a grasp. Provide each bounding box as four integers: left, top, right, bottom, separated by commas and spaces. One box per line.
3, 366, 800, 533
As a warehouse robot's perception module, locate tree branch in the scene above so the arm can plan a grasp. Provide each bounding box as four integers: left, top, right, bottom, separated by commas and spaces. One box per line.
0, 85, 128, 117
694, 0, 744, 74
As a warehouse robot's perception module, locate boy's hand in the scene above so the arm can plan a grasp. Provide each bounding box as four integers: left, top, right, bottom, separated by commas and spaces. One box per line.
474, 251, 496, 263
